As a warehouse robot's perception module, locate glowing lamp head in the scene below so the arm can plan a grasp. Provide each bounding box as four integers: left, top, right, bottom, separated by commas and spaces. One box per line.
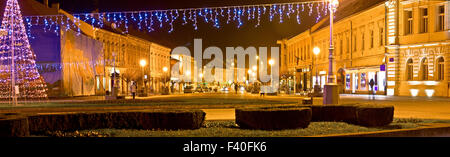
163, 67, 168, 72
329, 0, 339, 10
269, 59, 275, 66
248, 69, 253, 74
139, 59, 147, 67
252, 65, 257, 71
186, 70, 191, 75
313, 47, 321, 55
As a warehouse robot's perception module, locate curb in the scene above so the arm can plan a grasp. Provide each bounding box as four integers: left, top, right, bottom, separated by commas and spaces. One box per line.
308, 123, 450, 137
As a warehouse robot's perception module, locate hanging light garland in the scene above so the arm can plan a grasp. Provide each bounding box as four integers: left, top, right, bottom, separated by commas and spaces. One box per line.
21, 0, 332, 35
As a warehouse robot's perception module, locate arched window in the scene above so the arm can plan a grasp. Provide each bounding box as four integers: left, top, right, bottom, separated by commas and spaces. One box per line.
406, 59, 414, 80
437, 57, 445, 80
421, 58, 429, 80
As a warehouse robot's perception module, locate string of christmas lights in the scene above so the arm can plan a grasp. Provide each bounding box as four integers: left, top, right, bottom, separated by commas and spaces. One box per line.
0, 0, 48, 99
21, 0, 334, 35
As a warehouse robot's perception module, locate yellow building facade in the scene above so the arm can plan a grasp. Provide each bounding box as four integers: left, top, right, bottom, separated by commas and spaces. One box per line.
280, 0, 449, 97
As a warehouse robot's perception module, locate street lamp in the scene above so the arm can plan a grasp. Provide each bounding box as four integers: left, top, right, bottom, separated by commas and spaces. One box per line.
140, 59, 147, 96
313, 47, 320, 86
324, 0, 340, 105
163, 66, 168, 94
313, 47, 321, 97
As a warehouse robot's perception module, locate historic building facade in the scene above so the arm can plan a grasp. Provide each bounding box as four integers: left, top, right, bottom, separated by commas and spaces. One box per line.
280, 0, 449, 97
92, 28, 171, 96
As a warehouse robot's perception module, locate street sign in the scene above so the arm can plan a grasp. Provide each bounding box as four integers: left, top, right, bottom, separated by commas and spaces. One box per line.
380, 64, 386, 71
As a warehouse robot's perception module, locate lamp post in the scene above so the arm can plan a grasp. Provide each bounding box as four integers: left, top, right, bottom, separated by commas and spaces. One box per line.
269, 59, 275, 93
323, 0, 340, 105
163, 66, 168, 94
313, 47, 321, 96
140, 59, 147, 96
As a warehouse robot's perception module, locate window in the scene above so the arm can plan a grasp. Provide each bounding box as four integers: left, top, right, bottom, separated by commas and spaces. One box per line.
437, 57, 444, 80
406, 59, 414, 80
370, 30, 374, 48
405, 10, 413, 35
420, 8, 428, 33
346, 37, 350, 56
437, 5, 445, 31
361, 33, 365, 53
379, 28, 384, 46
353, 34, 357, 52
421, 58, 429, 80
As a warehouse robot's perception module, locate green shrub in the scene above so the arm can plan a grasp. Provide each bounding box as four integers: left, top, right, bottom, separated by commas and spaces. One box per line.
28, 110, 206, 134
236, 107, 312, 130
356, 105, 394, 127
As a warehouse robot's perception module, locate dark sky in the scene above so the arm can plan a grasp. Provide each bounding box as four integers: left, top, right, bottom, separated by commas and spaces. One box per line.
36, 0, 321, 50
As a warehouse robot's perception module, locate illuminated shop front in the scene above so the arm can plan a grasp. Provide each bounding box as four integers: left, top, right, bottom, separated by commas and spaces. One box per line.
344, 66, 386, 95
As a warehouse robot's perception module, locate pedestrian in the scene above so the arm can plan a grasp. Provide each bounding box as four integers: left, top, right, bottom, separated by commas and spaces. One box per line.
369, 79, 375, 100
131, 82, 137, 100
234, 82, 238, 94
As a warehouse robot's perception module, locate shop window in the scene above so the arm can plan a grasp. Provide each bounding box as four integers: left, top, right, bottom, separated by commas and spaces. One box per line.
405, 10, 413, 35
437, 5, 445, 32
360, 73, 366, 90
421, 58, 429, 80
346, 74, 351, 90
437, 57, 445, 80
406, 58, 414, 80
420, 8, 429, 33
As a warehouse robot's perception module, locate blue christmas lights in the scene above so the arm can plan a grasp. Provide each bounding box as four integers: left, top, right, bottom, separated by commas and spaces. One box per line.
20, 1, 331, 35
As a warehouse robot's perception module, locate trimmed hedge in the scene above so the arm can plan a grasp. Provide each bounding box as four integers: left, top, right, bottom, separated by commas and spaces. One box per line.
236, 107, 312, 130
356, 105, 394, 127
28, 110, 206, 134
0, 113, 30, 137
0, 110, 205, 136
255, 103, 394, 127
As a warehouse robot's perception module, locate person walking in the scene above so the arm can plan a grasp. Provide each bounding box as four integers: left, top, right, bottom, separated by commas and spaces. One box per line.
131, 82, 137, 100
234, 82, 238, 94
369, 79, 375, 100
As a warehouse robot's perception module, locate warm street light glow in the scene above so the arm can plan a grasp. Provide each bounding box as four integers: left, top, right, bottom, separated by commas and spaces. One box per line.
252, 72, 256, 77
269, 59, 275, 66
139, 59, 147, 67
186, 70, 191, 75
252, 65, 257, 71
163, 67, 168, 72
256, 56, 259, 60
199, 73, 203, 78
329, 0, 340, 10
313, 47, 320, 55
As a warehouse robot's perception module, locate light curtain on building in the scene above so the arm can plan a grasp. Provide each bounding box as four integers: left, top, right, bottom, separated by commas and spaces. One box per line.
61, 30, 103, 96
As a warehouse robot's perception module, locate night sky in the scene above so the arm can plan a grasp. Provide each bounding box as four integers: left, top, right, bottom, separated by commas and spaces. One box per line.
36, 0, 320, 50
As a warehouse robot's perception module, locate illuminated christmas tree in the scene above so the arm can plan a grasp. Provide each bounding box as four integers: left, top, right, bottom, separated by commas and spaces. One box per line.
0, 0, 47, 99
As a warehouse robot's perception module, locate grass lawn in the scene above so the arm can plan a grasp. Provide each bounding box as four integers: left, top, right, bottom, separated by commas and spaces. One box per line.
37, 118, 450, 137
